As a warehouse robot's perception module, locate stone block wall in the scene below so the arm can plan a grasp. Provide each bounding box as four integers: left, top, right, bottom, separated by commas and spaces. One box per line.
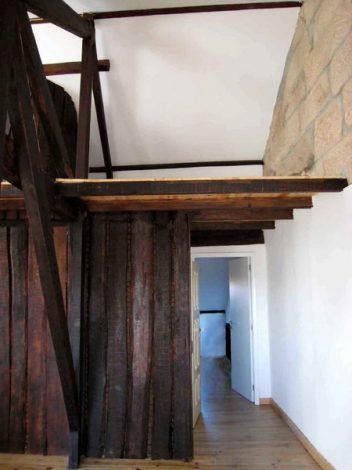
264, 0, 352, 181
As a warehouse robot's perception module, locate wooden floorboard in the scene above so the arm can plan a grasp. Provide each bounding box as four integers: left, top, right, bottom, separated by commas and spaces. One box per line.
0, 357, 319, 469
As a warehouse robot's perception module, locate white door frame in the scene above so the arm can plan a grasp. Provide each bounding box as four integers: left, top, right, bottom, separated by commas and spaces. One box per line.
192, 245, 268, 406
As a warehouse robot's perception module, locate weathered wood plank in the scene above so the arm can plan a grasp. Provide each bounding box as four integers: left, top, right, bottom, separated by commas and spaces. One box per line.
9, 225, 28, 453
151, 213, 173, 459
0, 228, 10, 451
172, 213, 193, 460
58, 177, 348, 197
27, 235, 46, 454
125, 213, 154, 459
191, 229, 265, 246
44, 59, 110, 76
23, 0, 93, 38
46, 226, 70, 455
105, 217, 129, 457
85, 215, 107, 457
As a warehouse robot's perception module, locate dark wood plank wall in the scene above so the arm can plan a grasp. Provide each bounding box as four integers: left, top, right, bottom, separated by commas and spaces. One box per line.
0, 224, 72, 455
0, 211, 193, 461
82, 212, 193, 460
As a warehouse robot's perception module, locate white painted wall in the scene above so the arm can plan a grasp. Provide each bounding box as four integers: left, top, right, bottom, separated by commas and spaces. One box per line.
32, 6, 298, 171
192, 245, 271, 404
265, 186, 352, 470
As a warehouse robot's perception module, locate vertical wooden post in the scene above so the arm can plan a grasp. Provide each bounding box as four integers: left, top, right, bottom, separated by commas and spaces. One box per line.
76, 28, 95, 178
92, 43, 113, 179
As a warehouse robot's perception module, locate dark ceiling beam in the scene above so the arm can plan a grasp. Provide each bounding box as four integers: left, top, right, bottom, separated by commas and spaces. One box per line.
57, 177, 348, 197
89, 160, 263, 173
91, 2, 303, 20
191, 229, 264, 246
23, 0, 93, 37
191, 207, 294, 222
43, 59, 110, 76
29, 1, 303, 24
191, 221, 275, 230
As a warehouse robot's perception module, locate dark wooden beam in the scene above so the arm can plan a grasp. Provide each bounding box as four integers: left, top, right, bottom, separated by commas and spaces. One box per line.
76, 33, 95, 178
9, 18, 80, 451
191, 208, 293, 222
18, 5, 73, 178
91, 2, 302, 20
23, 0, 92, 38
57, 177, 348, 197
191, 229, 264, 246
92, 44, 113, 179
43, 59, 110, 76
191, 221, 275, 231
0, 1, 20, 188
89, 160, 263, 173
80, 195, 312, 212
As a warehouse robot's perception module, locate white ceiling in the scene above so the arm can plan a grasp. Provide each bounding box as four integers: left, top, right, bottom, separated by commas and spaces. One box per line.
32, 2, 299, 170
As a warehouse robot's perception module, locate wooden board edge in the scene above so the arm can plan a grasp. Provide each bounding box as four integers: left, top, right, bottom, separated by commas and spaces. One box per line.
271, 399, 334, 470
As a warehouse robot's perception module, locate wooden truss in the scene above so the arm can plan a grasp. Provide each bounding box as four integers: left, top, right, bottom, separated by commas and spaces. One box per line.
0, 0, 112, 467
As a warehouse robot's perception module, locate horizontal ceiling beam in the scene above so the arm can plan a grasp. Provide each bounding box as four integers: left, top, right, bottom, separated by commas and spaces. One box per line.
91, 2, 302, 20
191, 229, 264, 246
191, 221, 275, 230
80, 194, 312, 212
56, 177, 348, 197
44, 59, 110, 76
23, 0, 93, 37
89, 160, 263, 173
191, 207, 294, 222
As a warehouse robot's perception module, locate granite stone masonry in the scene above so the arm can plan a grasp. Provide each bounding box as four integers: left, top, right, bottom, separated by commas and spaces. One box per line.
264, 0, 352, 182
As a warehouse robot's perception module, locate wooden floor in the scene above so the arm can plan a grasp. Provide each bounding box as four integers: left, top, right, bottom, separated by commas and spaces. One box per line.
0, 357, 319, 470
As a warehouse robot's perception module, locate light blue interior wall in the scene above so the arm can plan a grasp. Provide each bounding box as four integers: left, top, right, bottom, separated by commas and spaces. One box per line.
196, 258, 229, 311
196, 258, 230, 357
200, 314, 226, 357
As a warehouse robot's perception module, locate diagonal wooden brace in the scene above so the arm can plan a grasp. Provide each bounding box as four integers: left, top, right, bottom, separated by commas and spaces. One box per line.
8, 7, 80, 467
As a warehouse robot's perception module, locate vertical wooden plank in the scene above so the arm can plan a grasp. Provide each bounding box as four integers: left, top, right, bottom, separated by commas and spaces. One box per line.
104, 216, 128, 457
9, 225, 28, 453
46, 226, 69, 455
151, 213, 173, 459
85, 215, 107, 457
27, 233, 46, 454
125, 212, 154, 459
172, 213, 193, 460
0, 227, 10, 451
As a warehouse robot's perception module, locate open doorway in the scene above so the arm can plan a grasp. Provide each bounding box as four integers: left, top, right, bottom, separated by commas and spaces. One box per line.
191, 255, 255, 426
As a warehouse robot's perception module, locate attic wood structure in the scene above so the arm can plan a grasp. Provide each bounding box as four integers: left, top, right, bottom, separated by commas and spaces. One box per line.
0, 0, 348, 469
